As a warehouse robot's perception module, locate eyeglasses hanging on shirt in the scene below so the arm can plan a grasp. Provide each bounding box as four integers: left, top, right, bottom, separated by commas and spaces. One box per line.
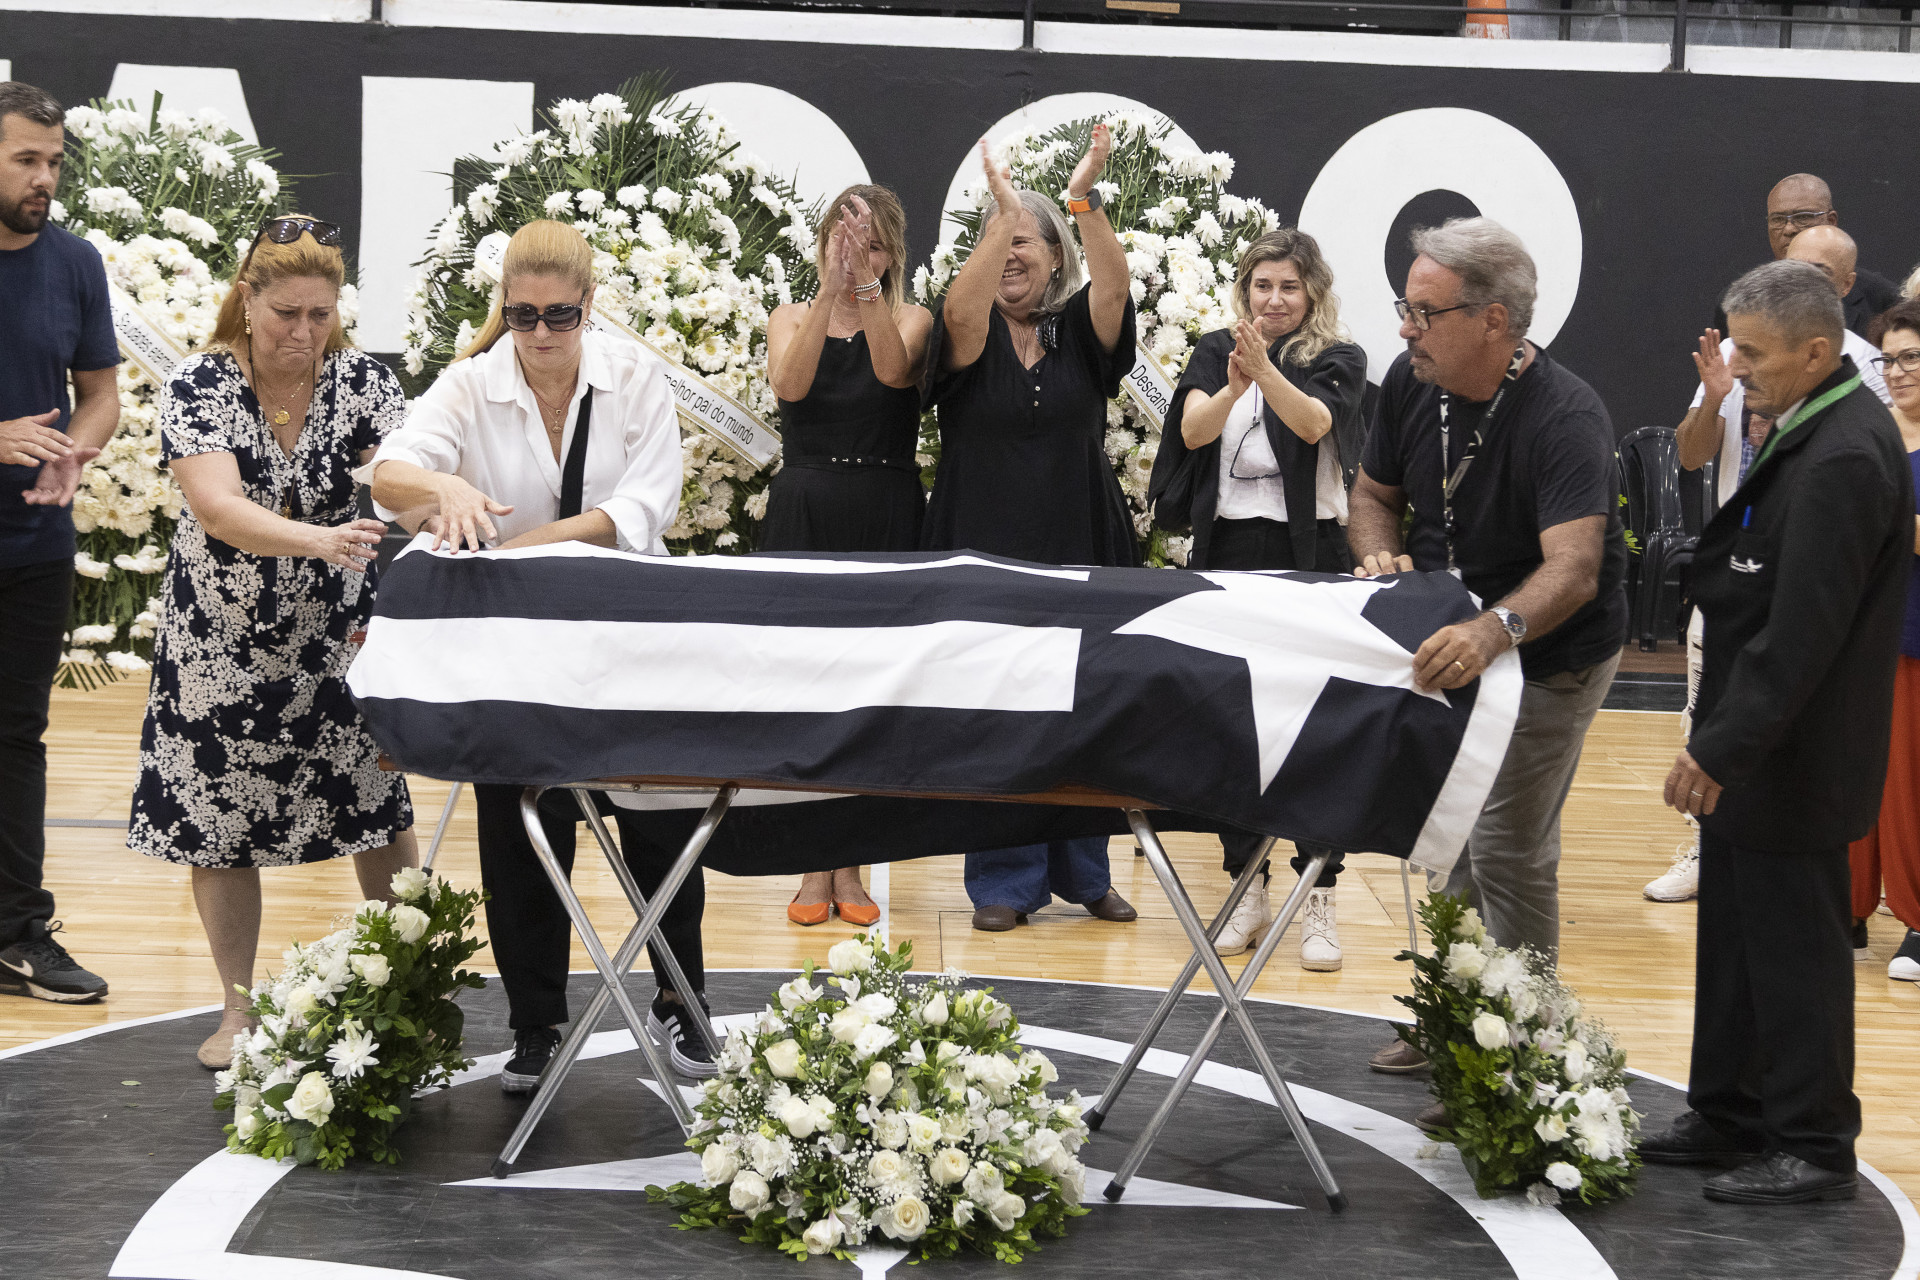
1438, 344, 1528, 579
1228, 387, 1283, 481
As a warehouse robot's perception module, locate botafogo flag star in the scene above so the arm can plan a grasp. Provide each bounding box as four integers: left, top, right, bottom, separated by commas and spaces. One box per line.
348, 537, 1521, 874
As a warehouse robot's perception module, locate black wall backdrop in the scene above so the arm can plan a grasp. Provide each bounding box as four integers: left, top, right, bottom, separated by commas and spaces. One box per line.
4, 8, 1918, 435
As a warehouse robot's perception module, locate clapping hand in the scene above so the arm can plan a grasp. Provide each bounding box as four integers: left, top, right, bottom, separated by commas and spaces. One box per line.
1067, 122, 1112, 201
979, 138, 1021, 217
1232, 319, 1277, 382
1693, 328, 1734, 404
312, 518, 388, 574
21, 445, 100, 506
839, 194, 876, 294
1, 410, 71, 468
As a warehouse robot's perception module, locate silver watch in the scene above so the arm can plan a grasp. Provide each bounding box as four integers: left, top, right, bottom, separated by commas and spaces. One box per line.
1490, 606, 1527, 647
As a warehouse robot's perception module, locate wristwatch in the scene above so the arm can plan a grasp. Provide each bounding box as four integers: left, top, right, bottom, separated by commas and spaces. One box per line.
1490, 606, 1527, 647
1065, 188, 1104, 216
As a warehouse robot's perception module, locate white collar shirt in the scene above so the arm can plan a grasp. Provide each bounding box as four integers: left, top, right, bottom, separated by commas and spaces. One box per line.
369, 329, 681, 554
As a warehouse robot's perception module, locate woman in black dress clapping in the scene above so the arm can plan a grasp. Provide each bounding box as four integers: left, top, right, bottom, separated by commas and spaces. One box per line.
763, 185, 932, 929
922, 125, 1140, 933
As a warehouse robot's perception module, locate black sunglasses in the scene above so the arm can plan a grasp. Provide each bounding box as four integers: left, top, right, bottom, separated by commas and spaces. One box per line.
502, 296, 588, 333
256, 217, 343, 247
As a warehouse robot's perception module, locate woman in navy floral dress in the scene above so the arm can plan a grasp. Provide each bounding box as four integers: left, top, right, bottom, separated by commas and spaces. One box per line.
126, 219, 416, 1068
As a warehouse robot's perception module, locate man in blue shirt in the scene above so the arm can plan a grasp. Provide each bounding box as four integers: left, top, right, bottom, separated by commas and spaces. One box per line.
0, 82, 119, 1004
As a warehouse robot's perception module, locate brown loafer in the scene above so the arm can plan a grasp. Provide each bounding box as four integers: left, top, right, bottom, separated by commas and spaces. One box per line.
1415, 1101, 1449, 1135
1369, 1037, 1429, 1074
1084, 890, 1137, 923
971, 905, 1026, 932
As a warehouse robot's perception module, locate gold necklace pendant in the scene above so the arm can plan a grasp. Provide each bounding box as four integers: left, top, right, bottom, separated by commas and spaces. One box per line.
272, 410, 291, 426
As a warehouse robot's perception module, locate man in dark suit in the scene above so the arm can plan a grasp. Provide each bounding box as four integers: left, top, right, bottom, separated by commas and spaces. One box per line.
1652, 259, 1912, 1204
1713, 174, 1901, 341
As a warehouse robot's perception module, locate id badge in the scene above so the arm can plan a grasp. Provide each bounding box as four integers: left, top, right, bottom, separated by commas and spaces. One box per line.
1448, 566, 1463, 581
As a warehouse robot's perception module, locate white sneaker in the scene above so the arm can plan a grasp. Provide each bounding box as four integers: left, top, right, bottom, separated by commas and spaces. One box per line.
1299, 886, 1342, 972
1889, 930, 1920, 983
1644, 841, 1700, 902
1214, 879, 1271, 956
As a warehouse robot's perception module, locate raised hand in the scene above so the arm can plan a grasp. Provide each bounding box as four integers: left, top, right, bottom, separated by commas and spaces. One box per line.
1693, 328, 1734, 404
1226, 348, 1253, 401
0, 409, 71, 467
979, 138, 1021, 217
21, 445, 100, 506
1233, 318, 1277, 383
841, 194, 877, 289
311, 517, 388, 574
820, 217, 853, 295
1067, 122, 1113, 201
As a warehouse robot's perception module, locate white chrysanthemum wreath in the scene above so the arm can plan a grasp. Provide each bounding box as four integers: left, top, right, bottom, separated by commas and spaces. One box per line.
400, 74, 817, 555
51, 95, 302, 685
917, 114, 1276, 567
650, 934, 1091, 1263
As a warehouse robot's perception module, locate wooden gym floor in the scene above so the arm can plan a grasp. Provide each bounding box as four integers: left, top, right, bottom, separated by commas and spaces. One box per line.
6, 678, 1917, 1200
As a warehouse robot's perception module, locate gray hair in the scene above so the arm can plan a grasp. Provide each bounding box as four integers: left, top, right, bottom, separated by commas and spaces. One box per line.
0, 82, 63, 135
1410, 216, 1537, 338
1721, 259, 1844, 348
981, 189, 1083, 318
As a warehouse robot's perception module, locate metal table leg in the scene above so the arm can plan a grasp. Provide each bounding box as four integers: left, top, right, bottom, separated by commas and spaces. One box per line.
489, 783, 735, 1177
1085, 836, 1274, 1133
421, 780, 463, 872
570, 789, 721, 1057
1103, 811, 1344, 1212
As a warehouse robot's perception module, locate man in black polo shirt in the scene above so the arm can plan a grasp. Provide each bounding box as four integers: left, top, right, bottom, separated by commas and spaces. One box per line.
0, 82, 118, 1003
1349, 217, 1628, 1076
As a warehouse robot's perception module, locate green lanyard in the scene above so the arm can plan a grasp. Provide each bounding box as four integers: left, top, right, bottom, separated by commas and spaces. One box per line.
1744, 373, 1861, 482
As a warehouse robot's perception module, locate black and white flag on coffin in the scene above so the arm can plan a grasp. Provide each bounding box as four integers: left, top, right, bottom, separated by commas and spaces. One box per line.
347, 537, 1522, 876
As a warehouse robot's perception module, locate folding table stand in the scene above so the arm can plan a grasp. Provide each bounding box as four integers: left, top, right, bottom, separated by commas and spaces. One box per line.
484, 779, 1346, 1215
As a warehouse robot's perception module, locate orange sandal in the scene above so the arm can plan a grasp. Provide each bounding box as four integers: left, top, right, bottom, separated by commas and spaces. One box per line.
835, 899, 881, 928
788, 893, 831, 926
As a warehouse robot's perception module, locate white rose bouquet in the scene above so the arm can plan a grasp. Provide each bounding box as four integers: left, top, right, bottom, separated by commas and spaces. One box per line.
649, 934, 1091, 1262
400, 74, 816, 555
1397, 893, 1641, 1206
916, 114, 1274, 568
49, 95, 296, 686
212, 870, 486, 1169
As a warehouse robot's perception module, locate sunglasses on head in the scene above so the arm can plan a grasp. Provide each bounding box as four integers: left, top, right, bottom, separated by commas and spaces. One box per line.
501, 296, 588, 333
255, 217, 343, 247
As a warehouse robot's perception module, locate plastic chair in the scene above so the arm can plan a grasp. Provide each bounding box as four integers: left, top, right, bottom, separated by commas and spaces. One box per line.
1617, 426, 1693, 652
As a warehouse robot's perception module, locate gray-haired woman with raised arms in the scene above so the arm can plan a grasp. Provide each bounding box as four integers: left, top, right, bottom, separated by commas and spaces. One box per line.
922, 125, 1139, 933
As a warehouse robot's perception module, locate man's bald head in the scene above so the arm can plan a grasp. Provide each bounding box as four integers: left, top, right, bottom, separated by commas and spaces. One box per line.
1767, 173, 1839, 258
1785, 224, 1858, 298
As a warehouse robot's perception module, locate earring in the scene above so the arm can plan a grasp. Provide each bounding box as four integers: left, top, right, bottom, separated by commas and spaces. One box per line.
244, 309, 252, 336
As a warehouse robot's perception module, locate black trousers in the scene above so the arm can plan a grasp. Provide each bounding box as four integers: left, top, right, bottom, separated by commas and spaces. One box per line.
473, 784, 706, 1031
1689, 830, 1859, 1172
0, 557, 70, 949
1209, 516, 1349, 889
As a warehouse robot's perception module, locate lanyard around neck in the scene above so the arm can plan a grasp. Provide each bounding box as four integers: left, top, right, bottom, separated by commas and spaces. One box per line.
1743, 373, 1862, 483
1439, 344, 1528, 572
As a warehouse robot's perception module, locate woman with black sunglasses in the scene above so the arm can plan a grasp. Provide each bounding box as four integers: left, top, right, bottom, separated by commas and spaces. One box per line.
1146, 227, 1367, 972
127, 216, 418, 1069
365, 218, 700, 1094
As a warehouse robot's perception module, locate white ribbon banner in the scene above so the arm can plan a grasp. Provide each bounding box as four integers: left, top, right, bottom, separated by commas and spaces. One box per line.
107, 279, 190, 388
471, 231, 782, 472
1121, 341, 1177, 431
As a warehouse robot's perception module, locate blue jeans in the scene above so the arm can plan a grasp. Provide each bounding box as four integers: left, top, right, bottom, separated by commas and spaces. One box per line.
964, 838, 1112, 913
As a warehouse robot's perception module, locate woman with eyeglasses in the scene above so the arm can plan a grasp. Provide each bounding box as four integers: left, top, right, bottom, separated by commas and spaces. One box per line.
127, 216, 419, 1069
1146, 227, 1367, 971
365, 218, 702, 1092
921, 127, 1139, 934
1849, 300, 1920, 985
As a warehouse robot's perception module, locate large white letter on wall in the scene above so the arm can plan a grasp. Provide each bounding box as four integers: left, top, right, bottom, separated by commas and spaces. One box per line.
358, 77, 534, 354
664, 83, 869, 210
1299, 108, 1582, 382
107, 65, 257, 142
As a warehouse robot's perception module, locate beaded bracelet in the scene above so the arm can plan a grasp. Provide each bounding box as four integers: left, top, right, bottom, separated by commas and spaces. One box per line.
851, 277, 883, 304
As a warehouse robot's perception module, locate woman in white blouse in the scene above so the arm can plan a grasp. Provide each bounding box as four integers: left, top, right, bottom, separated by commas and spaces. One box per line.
365, 219, 712, 1090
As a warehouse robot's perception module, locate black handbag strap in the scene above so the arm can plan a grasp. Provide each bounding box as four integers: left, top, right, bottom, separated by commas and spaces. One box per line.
558, 389, 592, 520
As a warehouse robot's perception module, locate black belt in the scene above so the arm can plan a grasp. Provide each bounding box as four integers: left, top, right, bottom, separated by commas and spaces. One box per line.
784, 453, 918, 473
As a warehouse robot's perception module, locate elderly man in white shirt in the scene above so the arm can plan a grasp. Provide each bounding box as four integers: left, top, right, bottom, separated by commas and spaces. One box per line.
364, 219, 710, 1095
1647, 227, 1893, 905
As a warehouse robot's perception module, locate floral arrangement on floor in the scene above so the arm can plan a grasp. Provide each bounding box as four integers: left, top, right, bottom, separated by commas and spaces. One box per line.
400, 73, 816, 554
649, 934, 1091, 1262
1396, 893, 1640, 1206
49, 95, 296, 687
915, 114, 1278, 567
212, 869, 486, 1169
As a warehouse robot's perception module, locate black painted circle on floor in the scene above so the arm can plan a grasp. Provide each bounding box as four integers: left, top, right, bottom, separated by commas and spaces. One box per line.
2, 971, 1908, 1279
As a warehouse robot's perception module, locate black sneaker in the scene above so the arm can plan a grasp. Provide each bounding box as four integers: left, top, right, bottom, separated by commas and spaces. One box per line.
647, 992, 718, 1078
1851, 919, 1872, 961
0, 920, 107, 1003
501, 1026, 562, 1095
